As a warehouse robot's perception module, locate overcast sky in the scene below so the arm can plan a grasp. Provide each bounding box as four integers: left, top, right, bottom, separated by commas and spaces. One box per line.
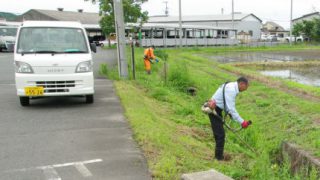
1, 0, 320, 29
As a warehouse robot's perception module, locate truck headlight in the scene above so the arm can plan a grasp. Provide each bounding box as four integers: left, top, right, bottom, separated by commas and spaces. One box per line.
76, 61, 93, 73
14, 61, 34, 73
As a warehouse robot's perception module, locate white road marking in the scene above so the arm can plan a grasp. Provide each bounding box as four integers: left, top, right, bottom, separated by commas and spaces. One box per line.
3, 159, 103, 178
75, 163, 93, 177
41, 166, 61, 180
45, 159, 103, 169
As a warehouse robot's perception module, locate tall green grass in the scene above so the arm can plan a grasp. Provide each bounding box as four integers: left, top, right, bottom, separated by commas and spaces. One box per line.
102, 45, 320, 179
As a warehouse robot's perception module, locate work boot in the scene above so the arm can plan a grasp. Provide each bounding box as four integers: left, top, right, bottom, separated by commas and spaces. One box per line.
215, 149, 224, 161
215, 151, 232, 161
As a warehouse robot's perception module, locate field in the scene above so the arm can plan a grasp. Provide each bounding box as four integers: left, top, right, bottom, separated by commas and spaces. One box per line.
100, 45, 320, 179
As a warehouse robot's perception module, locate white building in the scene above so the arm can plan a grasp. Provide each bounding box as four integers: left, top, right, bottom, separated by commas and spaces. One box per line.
147, 13, 263, 40
293, 12, 320, 25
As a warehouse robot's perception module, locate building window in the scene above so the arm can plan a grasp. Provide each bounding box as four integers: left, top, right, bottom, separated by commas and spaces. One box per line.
249, 30, 253, 36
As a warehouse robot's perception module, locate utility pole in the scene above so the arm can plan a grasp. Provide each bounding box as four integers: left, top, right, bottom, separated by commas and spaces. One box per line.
290, 0, 293, 46
114, 0, 128, 78
163, 1, 169, 16
232, 0, 234, 37
179, 0, 183, 48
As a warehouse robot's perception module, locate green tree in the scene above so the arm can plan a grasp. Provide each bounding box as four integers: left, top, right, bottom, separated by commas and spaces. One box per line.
292, 22, 303, 37
302, 20, 315, 41
312, 18, 320, 41
86, 0, 148, 42
292, 19, 320, 42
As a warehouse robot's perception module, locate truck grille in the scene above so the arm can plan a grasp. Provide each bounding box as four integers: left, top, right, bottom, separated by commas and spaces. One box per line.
36, 81, 76, 93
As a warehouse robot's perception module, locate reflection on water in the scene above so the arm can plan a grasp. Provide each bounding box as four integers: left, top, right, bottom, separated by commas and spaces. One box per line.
260, 67, 320, 87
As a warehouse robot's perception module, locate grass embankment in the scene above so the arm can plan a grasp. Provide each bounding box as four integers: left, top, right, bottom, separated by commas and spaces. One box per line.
101, 46, 320, 179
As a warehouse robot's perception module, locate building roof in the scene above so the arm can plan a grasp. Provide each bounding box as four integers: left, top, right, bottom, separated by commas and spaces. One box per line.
0, 12, 17, 21
18, 9, 101, 24
238, 31, 250, 35
293, 12, 320, 21
263, 21, 285, 31
148, 13, 262, 23
126, 23, 236, 31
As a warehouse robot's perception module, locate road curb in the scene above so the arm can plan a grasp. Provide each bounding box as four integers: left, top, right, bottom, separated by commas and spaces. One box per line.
181, 169, 234, 180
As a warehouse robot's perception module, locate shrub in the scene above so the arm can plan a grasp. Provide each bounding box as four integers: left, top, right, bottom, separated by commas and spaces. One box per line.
167, 62, 194, 92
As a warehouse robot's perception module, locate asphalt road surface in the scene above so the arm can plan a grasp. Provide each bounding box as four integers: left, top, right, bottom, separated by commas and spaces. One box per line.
0, 48, 150, 180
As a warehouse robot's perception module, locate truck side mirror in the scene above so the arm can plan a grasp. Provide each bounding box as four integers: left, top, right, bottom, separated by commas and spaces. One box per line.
90, 43, 97, 53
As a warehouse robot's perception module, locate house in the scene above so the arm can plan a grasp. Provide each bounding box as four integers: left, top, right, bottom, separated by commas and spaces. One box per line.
261, 21, 288, 40
147, 13, 263, 40
293, 12, 320, 25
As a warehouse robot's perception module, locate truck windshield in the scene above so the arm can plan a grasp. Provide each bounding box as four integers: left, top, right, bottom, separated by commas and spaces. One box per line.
0, 27, 17, 36
17, 27, 88, 54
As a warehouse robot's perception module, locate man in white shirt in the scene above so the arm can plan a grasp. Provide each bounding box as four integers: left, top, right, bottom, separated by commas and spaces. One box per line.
208, 77, 250, 160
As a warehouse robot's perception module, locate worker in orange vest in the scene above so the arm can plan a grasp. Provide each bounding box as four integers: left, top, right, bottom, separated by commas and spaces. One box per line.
143, 46, 158, 74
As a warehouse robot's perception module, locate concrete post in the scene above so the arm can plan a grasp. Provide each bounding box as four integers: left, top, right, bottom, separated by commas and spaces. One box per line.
113, 0, 128, 78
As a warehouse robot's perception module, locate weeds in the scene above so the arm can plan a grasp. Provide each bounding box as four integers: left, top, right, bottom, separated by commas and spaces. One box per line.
101, 45, 320, 179
99, 63, 119, 80
167, 62, 194, 92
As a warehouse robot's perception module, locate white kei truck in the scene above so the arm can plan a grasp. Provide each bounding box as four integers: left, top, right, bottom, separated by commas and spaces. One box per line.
14, 21, 96, 106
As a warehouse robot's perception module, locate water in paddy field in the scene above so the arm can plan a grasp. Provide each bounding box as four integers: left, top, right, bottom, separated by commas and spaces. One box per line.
260, 67, 320, 87
205, 50, 320, 87
211, 52, 316, 63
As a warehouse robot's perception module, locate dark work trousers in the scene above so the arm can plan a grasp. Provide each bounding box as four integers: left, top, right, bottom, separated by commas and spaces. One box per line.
208, 107, 225, 160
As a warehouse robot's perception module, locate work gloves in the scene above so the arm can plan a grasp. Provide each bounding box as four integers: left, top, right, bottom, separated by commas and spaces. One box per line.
241, 120, 251, 128
149, 59, 159, 64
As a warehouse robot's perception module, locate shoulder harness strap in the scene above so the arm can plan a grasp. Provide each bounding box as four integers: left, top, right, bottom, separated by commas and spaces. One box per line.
222, 81, 230, 118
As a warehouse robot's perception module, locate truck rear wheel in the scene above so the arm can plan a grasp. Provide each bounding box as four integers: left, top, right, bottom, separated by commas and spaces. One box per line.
20, 97, 30, 106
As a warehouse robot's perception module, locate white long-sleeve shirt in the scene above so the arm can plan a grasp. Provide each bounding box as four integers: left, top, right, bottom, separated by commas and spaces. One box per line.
211, 82, 244, 124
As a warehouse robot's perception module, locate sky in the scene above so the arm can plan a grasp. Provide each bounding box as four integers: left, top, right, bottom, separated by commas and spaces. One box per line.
1, 0, 320, 29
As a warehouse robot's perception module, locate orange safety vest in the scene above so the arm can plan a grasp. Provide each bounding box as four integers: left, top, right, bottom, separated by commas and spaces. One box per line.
144, 48, 155, 60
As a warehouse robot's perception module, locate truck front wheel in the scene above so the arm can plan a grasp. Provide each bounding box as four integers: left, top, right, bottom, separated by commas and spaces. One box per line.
19, 97, 30, 106
85, 95, 94, 104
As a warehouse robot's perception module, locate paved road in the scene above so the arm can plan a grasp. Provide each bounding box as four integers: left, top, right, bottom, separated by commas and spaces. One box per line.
0, 48, 150, 180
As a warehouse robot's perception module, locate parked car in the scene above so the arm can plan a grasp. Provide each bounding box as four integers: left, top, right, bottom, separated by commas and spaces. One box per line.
14, 21, 96, 106
285, 36, 303, 42
99, 40, 117, 47
260, 34, 268, 41
91, 35, 105, 46
0, 26, 18, 52
267, 35, 278, 42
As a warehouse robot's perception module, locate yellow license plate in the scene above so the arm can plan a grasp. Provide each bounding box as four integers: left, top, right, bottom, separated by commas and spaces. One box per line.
24, 87, 44, 96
